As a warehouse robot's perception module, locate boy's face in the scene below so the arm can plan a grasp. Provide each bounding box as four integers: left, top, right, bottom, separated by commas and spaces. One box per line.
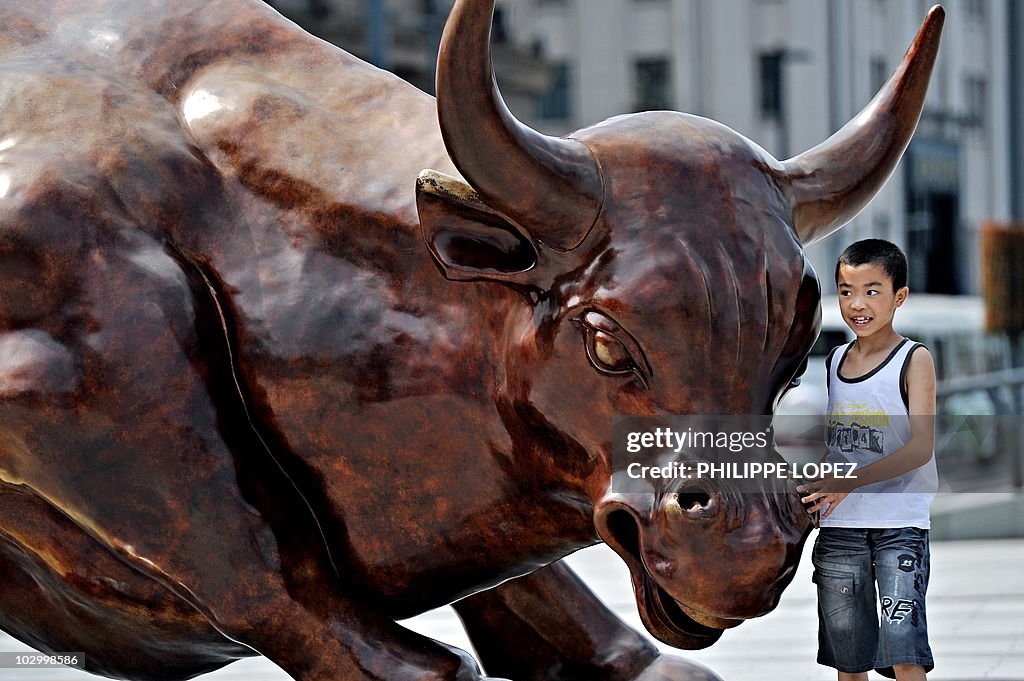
836, 263, 908, 339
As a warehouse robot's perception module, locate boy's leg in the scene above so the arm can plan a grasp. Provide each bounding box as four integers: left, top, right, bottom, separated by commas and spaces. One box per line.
892, 664, 927, 681
871, 528, 934, 679
812, 528, 878, 677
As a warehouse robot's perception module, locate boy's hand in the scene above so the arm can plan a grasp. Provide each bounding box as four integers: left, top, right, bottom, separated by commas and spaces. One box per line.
797, 476, 857, 520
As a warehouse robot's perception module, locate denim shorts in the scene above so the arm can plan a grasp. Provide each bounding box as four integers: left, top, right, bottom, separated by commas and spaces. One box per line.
812, 527, 934, 678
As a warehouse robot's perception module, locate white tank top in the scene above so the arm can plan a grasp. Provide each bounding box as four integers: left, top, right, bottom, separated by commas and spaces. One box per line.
819, 338, 937, 529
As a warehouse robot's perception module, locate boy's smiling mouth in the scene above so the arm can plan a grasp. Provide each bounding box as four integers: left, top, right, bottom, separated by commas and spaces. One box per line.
850, 316, 873, 327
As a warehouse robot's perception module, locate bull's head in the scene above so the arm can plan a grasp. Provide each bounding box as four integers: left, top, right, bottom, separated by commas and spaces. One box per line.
416, 0, 943, 650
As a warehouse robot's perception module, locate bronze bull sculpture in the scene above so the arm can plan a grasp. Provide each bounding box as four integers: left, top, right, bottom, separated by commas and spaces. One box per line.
0, 1, 942, 680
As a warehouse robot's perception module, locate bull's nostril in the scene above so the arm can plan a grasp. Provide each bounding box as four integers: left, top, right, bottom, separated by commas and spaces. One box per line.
677, 487, 711, 511
605, 509, 641, 560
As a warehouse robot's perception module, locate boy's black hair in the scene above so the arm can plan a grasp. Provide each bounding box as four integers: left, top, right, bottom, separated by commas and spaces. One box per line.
834, 239, 908, 291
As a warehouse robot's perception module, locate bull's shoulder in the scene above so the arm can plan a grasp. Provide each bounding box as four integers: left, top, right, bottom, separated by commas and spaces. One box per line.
0, 63, 215, 381
0, 56, 220, 251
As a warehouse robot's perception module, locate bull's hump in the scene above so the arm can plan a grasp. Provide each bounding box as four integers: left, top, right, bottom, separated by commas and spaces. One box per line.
0, 1, 318, 92
3, 0, 451, 224
179, 59, 444, 226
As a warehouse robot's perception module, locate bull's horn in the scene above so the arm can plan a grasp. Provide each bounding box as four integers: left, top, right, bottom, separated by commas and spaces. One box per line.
436, 0, 603, 251
784, 5, 944, 246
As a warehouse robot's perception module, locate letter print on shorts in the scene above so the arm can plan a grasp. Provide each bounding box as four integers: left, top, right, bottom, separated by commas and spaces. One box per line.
873, 531, 934, 672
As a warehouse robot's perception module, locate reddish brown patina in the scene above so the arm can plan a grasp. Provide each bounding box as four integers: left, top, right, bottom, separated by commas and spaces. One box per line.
0, 2, 942, 680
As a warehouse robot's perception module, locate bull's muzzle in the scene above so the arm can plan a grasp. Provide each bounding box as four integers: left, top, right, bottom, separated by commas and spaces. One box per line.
594, 482, 811, 650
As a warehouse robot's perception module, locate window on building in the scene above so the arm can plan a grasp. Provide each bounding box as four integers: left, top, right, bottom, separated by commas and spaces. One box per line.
966, 0, 986, 20
492, 5, 509, 44
538, 62, 572, 121
307, 0, 329, 19
965, 76, 987, 129
870, 56, 888, 95
634, 58, 672, 112
421, 0, 444, 30
759, 51, 784, 121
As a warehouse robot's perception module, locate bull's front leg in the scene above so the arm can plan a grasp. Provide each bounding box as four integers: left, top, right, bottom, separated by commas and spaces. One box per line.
453, 561, 722, 681
0, 205, 503, 681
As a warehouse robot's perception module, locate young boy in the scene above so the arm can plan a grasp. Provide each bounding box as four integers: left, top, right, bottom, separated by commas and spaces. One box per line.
799, 239, 938, 681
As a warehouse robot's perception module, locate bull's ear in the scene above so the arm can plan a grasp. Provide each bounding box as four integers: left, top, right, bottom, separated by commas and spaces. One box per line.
416, 170, 539, 285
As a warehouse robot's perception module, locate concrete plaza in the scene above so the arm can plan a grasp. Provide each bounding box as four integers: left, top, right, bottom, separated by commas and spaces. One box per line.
0, 538, 1021, 681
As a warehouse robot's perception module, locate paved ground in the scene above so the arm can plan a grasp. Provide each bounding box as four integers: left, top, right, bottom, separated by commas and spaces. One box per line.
1, 539, 1021, 681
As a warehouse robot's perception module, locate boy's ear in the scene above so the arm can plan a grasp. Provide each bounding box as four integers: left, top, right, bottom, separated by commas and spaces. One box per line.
416, 170, 540, 287
896, 286, 909, 307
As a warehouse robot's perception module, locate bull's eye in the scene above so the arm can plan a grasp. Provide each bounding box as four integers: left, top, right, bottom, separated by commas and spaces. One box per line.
573, 310, 651, 388
591, 330, 632, 373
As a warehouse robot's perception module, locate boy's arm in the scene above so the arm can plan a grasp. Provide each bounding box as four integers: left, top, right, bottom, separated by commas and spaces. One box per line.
798, 347, 846, 518
800, 346, 936, 518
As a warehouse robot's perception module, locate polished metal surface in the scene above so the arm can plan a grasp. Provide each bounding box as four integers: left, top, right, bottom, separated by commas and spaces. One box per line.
0, 1, 942, 679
